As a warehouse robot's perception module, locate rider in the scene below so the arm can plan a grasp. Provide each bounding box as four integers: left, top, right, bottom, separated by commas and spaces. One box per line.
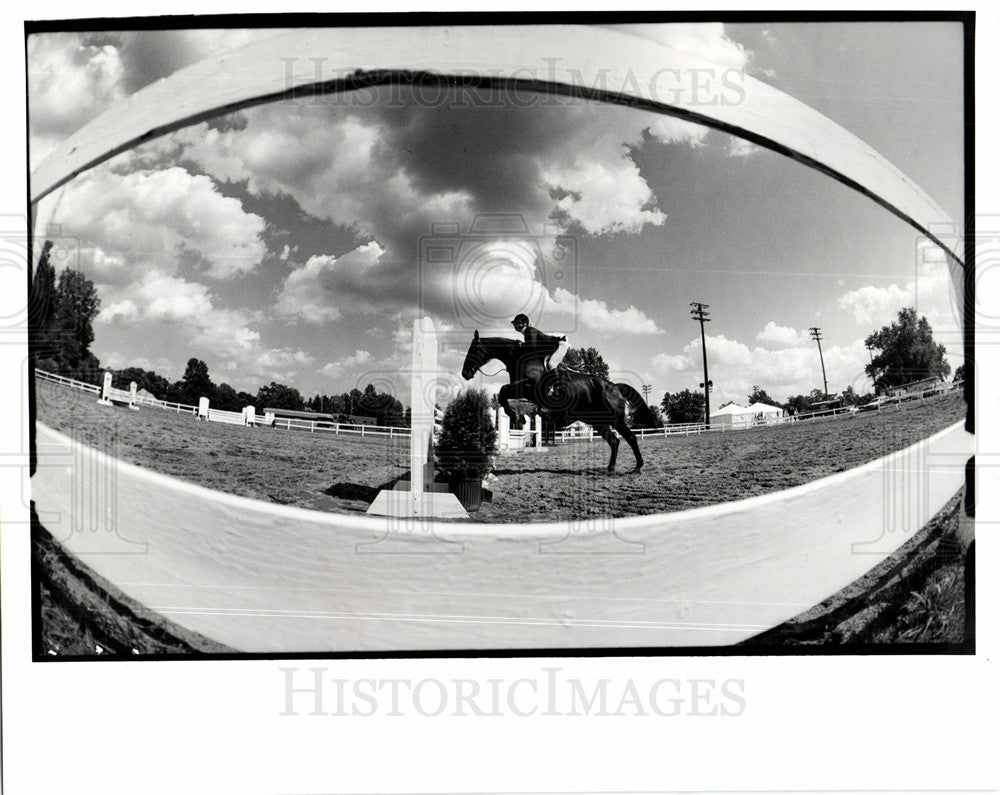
511, 313, 569, 398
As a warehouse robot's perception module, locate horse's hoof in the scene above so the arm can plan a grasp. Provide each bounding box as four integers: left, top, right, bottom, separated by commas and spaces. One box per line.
607, 466, 616, 473
632, 466, 643, 474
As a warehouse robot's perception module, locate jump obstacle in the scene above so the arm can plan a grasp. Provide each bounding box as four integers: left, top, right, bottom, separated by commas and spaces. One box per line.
96, 372, 140, 410
365, 317, 468, 519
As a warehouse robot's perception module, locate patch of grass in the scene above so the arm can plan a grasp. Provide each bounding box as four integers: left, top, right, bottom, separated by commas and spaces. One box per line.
873, 564, 965, 643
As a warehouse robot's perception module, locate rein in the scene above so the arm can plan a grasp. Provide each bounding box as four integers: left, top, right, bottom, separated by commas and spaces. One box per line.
479, 364, 508, 377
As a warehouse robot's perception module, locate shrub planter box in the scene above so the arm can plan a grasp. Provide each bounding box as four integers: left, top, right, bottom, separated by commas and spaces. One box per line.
451, 477, 484, 512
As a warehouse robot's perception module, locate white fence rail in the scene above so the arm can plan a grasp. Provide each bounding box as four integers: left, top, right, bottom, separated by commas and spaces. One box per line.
35, 369, 101, 395
272, 417, 406, 438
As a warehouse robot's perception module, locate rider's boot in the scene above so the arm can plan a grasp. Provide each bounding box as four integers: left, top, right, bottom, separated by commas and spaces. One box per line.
544, 368, 565, 401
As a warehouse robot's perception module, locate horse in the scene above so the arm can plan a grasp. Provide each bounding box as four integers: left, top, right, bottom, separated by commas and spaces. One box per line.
459, 331, 655, 472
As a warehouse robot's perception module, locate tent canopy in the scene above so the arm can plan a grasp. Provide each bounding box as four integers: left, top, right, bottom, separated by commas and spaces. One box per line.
747, 402, 784, 415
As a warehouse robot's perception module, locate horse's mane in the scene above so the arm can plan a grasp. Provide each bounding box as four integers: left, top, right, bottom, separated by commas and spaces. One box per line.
479, 336, 521, 349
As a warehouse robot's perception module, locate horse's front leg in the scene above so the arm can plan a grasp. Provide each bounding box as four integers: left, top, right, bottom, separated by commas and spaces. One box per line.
497, 383, 518, 423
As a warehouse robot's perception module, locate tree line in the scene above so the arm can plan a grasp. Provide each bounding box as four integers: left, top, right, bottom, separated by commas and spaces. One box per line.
110, 359, 407, 426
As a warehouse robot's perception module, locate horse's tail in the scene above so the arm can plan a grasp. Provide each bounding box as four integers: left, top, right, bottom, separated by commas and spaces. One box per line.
616, 383, 658, 427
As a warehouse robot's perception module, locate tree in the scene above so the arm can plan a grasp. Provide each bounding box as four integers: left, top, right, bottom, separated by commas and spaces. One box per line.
357, 383, 405, 426
865, 307, 950, 390
213, 383, 245, 412
34, 262, 103, 382
953, 364, 965, 383
747, 385, 782, 407
30, 240, 58, 357
256, 381, 304, 410
661, 389, 706, 424
644, 405, 665, 428
839, 385, 874, 407
784, 389, 824, 415
563, 347, 609, 379
114, 367, 171, 398
180, 358, 214, 404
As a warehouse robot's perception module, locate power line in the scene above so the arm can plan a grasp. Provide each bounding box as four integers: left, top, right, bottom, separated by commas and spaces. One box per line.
809, 327, 829, 397
641, 384, 652, 403
691, 302, 712, 426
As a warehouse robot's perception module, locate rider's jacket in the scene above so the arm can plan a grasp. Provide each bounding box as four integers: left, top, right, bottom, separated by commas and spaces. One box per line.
520, 325, 564, 359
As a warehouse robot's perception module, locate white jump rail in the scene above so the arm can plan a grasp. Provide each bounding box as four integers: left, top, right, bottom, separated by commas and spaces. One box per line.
31, 420, 970, 652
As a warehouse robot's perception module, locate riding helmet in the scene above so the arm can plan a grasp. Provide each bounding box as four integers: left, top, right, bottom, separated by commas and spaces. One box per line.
512, 313, 530, 328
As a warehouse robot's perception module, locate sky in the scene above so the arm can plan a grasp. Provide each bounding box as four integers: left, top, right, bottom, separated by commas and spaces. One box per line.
27, 21, 966, 409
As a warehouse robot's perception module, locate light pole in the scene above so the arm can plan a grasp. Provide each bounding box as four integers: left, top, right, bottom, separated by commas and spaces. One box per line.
641, 384, 652, 403
865, 342, 877, 394
691, 302, 711, 425
809, 326, 829, 397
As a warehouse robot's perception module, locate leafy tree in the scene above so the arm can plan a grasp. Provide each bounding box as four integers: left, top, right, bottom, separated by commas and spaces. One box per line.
29, 240, 58, 357
34, 261, 103, 382
839, 385, 874, 407
953, 364, 965, 383
563, 347, 609, 379
784, 389, 824, 415
865, 307, 950, 390
114, 367, 171, 398
643, 405, 665, 428
256, 381, 304, 410
747, 385, 782, 407
179, 358, 214, 404
54, 269, 101, 364
661, 389, 706, 424
213, 383, 244, 412
357, 383, 405, 426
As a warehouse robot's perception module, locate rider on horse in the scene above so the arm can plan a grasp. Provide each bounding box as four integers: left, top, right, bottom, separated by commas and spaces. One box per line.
511, 313, 569, 398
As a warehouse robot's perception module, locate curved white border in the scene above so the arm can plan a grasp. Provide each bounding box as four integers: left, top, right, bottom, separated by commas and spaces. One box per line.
32, 419, 971, 651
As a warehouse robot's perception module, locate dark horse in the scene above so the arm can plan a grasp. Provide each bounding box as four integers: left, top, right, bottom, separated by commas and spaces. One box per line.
460, 331, 655, 472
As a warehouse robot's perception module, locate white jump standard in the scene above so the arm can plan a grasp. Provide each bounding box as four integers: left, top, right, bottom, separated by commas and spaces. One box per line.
366, 317, 468, 519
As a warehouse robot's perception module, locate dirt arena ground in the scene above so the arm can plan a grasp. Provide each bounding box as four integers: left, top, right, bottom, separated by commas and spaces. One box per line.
35, 380, 965, 522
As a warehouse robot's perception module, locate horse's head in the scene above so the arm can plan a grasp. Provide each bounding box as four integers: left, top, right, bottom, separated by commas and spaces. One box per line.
461, 330, 487, 380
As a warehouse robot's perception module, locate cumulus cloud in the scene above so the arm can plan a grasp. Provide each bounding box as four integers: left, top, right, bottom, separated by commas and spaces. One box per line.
28, 34, 126, 164
319, 350, 374, 378
835, 253, 962, 361
727, 136, 764, 157
56, 166, 267, 279
652, 333, 871, 405
837, 283, 912, 326
94, 270, 314, 387
756, 321, 809, 348
277, 236, 663, 337
28, 29, 293, 166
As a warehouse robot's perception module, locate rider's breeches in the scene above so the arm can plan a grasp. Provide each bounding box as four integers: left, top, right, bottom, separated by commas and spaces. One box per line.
545, 339, 570, 371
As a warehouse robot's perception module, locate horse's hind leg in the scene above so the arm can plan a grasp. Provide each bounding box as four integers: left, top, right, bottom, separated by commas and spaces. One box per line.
597, 425, 620, 472
615, 418, 644, 472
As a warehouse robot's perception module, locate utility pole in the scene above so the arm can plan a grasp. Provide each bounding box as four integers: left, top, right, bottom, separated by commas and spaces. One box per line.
641, 384, 652, 403
809, 327, 829, 397
865, 342, 877, 394
691, 302, 712, 425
